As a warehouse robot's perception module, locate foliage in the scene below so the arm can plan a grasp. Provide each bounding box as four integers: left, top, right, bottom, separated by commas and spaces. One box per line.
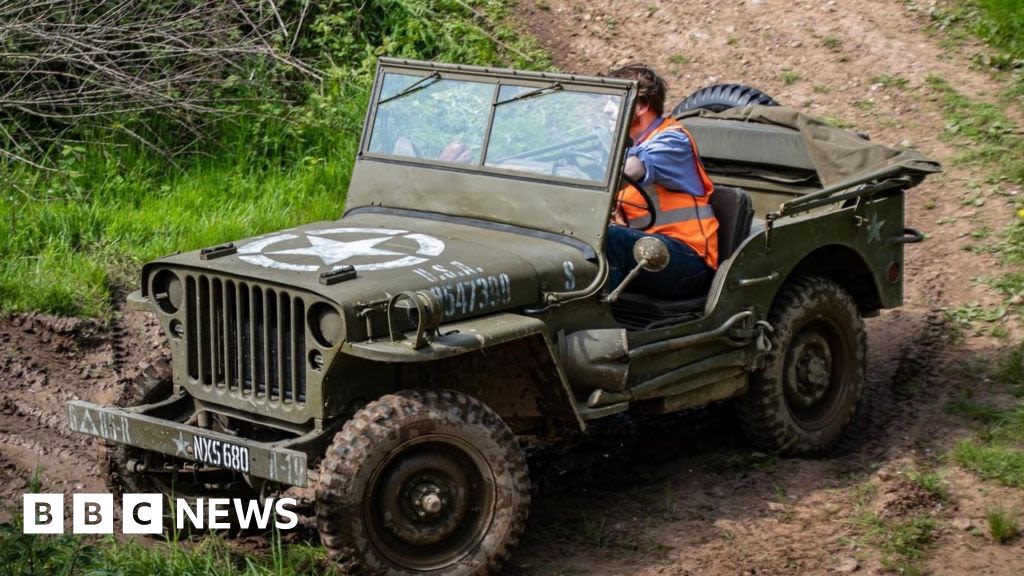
0, 0, 549, 316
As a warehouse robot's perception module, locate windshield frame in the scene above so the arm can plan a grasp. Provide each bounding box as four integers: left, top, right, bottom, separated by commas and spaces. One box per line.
359, 59, 636, 191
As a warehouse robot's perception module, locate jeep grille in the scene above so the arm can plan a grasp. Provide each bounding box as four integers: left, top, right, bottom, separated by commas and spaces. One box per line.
184, 274, 307, 403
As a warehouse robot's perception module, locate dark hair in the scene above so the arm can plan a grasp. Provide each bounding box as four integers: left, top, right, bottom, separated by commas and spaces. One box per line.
607, 64, 667, 116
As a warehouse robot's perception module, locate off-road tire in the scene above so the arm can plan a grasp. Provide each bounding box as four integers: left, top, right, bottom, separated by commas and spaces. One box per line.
104, 357, 174, 497
316, 390, 530, 576
739, 276, 866, 456
671, 83, 779, 116
104, 356, 256, 535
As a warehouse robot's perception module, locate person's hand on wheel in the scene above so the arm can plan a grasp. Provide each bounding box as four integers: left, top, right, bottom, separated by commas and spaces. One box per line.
439, 140, 472, 163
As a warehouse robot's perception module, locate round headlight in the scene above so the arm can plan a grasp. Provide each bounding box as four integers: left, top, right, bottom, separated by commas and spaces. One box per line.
152, 270, 182, 314
309, 303, 343, 348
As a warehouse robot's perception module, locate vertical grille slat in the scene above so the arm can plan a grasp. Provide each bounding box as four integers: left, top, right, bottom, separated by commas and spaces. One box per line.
292, 299, 304, 403
264, 289, 275, 398
185, 275, 308, 406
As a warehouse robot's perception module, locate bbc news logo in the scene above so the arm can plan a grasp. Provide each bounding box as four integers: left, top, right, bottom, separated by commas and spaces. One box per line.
23, 494, 299, 534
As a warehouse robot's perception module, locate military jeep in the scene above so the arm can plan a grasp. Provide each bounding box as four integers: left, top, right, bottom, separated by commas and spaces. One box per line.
68, 59, 939, 574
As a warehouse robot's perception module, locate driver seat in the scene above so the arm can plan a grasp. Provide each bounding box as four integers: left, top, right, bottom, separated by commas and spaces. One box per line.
611, 185, 755, 329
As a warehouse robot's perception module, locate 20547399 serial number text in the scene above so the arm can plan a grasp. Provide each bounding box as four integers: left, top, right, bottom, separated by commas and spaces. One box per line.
429, 273, 512, 317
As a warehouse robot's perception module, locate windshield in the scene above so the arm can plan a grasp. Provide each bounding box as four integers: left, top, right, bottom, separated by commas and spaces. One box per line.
367, 72, 624, 185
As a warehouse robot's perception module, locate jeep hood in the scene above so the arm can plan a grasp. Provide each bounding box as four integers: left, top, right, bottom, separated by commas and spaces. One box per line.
145, 210, 598, 322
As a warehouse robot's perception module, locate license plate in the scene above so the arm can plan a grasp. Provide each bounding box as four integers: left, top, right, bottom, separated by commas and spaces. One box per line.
192, 435, 251, 474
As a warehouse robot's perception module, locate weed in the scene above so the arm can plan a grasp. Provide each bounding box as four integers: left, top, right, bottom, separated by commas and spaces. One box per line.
668, 53, 690, 65
812, 84, 831, 94
924, 199, 936, 209
726, 37, 738, 47
872, 74, 910, 88
987, 507, 1020, 543
944, 302, 1007, 328
904, 469, 947, 500
781, 71, 801, 85
853, 100, 875, 110
823, 36, 842, 51
857, 513, 936, 574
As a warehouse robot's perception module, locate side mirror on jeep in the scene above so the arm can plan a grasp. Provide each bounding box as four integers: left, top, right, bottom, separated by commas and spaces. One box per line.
604, 236, 671, 303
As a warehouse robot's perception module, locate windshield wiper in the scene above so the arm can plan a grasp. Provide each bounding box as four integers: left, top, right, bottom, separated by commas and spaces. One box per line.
378, 71, 441, 105
493, 82, 562, 107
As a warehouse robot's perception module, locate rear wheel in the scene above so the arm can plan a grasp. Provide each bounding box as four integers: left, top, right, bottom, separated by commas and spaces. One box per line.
739, 276, 865, 455
670, 83, 778, 116
317, 390, 530, 576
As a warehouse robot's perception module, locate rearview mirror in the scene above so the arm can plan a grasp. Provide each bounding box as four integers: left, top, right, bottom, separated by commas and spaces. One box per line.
633, 237, 669, 272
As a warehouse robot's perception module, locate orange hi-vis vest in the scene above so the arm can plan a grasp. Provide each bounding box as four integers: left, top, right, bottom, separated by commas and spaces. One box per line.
618, 117, 719, 269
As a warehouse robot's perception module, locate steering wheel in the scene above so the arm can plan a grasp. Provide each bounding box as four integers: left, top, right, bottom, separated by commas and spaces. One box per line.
616, 173, 656, 231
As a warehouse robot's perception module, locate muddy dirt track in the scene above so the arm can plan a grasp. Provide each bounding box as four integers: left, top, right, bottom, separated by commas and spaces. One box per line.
2, 0, 1024, 573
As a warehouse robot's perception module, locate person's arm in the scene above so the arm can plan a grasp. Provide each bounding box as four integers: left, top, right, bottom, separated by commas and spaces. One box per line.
630, 131, 707, 196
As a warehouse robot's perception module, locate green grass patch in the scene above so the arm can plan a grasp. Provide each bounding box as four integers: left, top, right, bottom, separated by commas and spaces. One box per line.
947, 345, 1024, 488
931, 1, 1024, 95
904, 469, 947, 500
968, 1, 1024, 63
987, 507, 1020, 543
926, 74, 1024, 184
0, 520, 339, 576
857, 514, 936, 575
954, 440, 1024, 488
872, 74, 910, 89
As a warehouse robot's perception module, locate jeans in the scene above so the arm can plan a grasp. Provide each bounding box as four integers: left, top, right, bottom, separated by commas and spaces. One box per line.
605, 225, 713, 299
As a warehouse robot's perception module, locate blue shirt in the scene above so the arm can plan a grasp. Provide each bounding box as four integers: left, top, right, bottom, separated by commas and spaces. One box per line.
627, 118, 707, 196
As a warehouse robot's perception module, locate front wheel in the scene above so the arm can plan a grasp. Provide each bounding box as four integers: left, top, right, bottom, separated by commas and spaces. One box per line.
316, 390, 530, 576
739, 276, 866, 455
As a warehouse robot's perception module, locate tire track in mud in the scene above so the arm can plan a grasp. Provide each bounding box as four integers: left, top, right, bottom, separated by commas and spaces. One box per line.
0, 309, 165, 511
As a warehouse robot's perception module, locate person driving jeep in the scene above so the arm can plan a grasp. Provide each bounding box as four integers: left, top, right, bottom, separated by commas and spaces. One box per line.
605, 64, 719, 299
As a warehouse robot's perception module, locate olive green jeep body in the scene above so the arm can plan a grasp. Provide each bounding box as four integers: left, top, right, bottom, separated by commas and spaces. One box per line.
68, 59, 938, 574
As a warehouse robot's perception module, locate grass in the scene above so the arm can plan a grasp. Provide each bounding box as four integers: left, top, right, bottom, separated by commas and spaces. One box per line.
948, 343, 1024, 488
987, 508, 1020, 543
872, 74, 910, 89
0, 520, 340, 576
927, 74, 1024, 184
1, 130, 359, 317
931, 1, 1024, 95
667, 53, 690, 65
904, 469, 947, 500
781, 71, 801, 85
857, 513, 936, 575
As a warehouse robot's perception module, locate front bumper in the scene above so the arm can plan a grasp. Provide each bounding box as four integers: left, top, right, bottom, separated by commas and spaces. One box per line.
67, 400, 308, 487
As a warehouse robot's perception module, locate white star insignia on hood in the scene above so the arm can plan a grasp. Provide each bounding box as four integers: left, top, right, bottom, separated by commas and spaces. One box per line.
269, 235, 402, 266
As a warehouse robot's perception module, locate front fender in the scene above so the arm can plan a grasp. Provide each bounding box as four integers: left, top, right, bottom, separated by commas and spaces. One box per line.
343, 313, 586, 431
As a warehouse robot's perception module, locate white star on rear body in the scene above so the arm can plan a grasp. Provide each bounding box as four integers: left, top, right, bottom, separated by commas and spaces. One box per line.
269, 235, 402, 266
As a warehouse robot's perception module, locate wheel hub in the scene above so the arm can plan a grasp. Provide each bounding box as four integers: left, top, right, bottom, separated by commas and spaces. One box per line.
786, 332, 833, 408
411, 482, 445, 517
366, 438, 495, 570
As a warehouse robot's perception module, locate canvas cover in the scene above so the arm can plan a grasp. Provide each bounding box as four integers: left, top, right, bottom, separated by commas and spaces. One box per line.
679, 106, 942, 189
